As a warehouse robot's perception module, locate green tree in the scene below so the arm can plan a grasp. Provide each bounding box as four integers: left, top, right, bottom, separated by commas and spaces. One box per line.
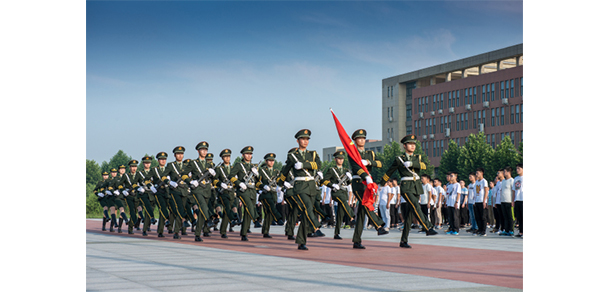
371, 141, 403, 182
438, 140, 460, 184
86, 159, 102, 185
413, 140, 435, 179
491, 136, 519, 177
457, 133, 494, 182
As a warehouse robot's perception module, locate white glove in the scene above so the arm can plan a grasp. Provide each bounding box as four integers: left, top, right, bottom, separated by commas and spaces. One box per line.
264, 185, 271, 192
251, 167, 259, 177
346, 172, 352, 180
365, 176, 373, 185
105, 190, 112, 196
294, 162, 303, 170
150, 185, 157, 193
137, 187, 145, 193
97, 192, 104, 198
113, 190, 120, 196
403, 161, 412, 168
208, 168, 216, 176
220, 183, 228, 189
239, 182, 247, 191
317, 171, 323, 179
284, 181, 292, 189
169, 181, 178, 188
361, 159, 369, 166
332, 184, 340, 191
190, 180, 199, 188
122, 190, 129, 196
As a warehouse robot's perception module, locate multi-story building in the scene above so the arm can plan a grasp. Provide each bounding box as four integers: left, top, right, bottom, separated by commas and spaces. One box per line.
382, 44, 523, 168
322, 139, 385, 163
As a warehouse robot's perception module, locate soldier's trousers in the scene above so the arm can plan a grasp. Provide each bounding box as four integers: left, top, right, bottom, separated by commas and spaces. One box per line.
332, 190, 354, 235
191, 191, 212, 237
125, 196, 137, 233
260, 192, 282, 235
137, 193, 155, 233
153, 192, 170, 234
284, 195, 299, 237
400, 191, 433, 243
295, 192, 318, 245
181, 194, 196, 232
167, 190, 187, 234
237, 190, 258, 237
352, 184, 385, 244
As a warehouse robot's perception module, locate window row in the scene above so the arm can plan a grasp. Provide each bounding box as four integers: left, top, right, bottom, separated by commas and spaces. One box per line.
421, 130, 524, 158
416, 77, 522, 113
413, 104, 523, 136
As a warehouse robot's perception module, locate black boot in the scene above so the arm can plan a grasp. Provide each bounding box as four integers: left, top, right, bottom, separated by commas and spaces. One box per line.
353, 242, 365, 249
298, 244, 308, 250
111, 214, 118, 228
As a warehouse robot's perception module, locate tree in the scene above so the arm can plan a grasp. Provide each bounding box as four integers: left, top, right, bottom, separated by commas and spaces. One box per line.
86, 159, 102, 185
438, 140, 460, 184
457, 133, 494, 182
491, 136, 519, 177
371, 141, 404, 182
413, 140, 435, 179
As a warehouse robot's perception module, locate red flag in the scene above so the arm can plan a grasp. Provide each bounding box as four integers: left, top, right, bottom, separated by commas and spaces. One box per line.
330, 109, 377, 211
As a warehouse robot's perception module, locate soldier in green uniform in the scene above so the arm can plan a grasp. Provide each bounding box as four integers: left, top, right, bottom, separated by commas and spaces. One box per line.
229, 146, 260, 241
322, 150, 355, 239
278, 129, 325, 250
349, 129, 389, 249
162, 146, 192, 239
105, 168, 122, 232
118, 162, 140, 234
149, 152, 172, 237
93, 171, 112, 231
137, 155, 158, 235
128, 159, 157, 236
379, 135, 438, 248
204, 152, 221, 234
183, 141, 216, 242
214, 148, 240, 238
111, 166, 132, 233
256, 153, 285, 238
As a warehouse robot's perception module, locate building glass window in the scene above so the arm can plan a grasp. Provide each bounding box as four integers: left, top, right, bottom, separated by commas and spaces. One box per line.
500, 81, 504, 99
486, 84, 490, 101
440, 93, 444, 109
491, 83, 495, 101
510, 105, 514, 124
482, 86, 486, 102
425, 96, 428, 112
520, 77, 523, 97
456, 90, 460, 107
501, 107, 505, 126
520, 104, 523, 123
491, 109, 495, 126
482, 110, 486, 126
510, 79, 514, 98
465, 113, 468, 130
515, 104, 520, 123
505, 81, 509, 99
473, 87, 477, 104
448, 115, 452, 130
491, 134, 495, 148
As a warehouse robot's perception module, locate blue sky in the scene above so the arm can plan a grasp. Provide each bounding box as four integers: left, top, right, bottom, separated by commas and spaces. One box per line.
87, 0, 523, 165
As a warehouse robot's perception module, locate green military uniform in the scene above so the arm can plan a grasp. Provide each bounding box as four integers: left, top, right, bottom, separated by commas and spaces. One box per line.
229, 146, 260, 241
257, 153, 284, 237
181, 158, 198, 234
137, 156, 158, 235
111, 166, 132, 233
278, 129, 324, 250
204, 153, 220, 234
379, 135, 437, 248
348, 129, 388, 249
280, 158, 299, 240
322, 150, 355, 238
182, 141, 215, 241
117, 164, 139, 234
213, 149, 239, 238
149, 151, 172, 237
93, 171, 112, 231
161, 146, 191, 239
127, 159, 156, 236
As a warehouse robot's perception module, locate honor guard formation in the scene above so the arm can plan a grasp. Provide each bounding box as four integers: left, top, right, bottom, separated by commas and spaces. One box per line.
93, 129, 524, 250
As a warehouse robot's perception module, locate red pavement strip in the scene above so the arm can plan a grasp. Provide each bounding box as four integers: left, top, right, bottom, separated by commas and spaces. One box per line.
87, 219, 522, 289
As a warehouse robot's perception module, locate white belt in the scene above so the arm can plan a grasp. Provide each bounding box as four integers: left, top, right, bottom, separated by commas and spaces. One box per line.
294, 176, 315, 181
352, 175, 362, 180
401, 176, 417, 181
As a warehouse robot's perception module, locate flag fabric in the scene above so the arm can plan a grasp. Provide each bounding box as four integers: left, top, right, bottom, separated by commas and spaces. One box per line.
330, 109, 378, 211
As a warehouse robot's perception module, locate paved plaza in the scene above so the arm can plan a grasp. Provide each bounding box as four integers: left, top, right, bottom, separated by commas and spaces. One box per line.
86, 219, 522, 291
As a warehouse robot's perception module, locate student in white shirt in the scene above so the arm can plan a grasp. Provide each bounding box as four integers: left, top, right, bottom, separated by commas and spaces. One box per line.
389, 178, 398, 229
432, 178, 445, 229
377, 181, 392, 231
445, 172, 461, 235
473, 168, 489, 236
492, 173, 504, 234
459, 180, 469, 228
276, 186, 286, 225
466, 173, 478, 232
500, 166, 515, 236
419, 174, 433, 232
513, 163, 523, 237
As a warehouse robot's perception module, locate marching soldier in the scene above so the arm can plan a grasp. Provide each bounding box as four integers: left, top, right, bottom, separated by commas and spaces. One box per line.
214, 149, 240, 238
322, 150, 355, 239
93, 171, 112, 231
111, 166, 131, 233
162, 146, 192, 239
128, 158, 157, 236
278, 129, 325, 250
379, 135, 438, 248
205, 152, 221, 234
104, 168, 123, 232
138, 155, 158, 235
256, 153, 285, 238
118, 163, 140, 234
149, 151, 172, 237
229, 146, 260, 241
183, 141, 216, 242
348, 129, 389, 249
